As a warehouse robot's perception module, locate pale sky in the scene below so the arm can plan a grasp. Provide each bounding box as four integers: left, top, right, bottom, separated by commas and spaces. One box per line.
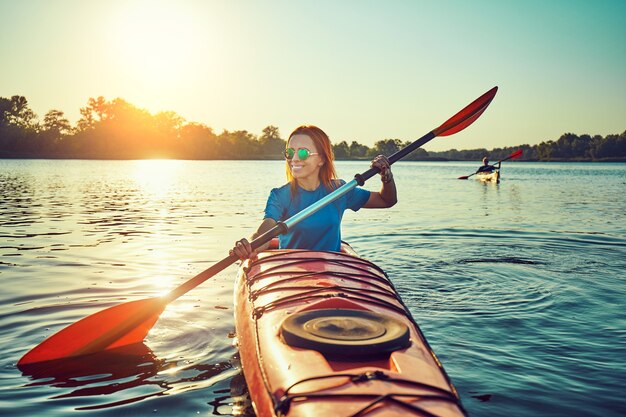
1, 0, 624, 151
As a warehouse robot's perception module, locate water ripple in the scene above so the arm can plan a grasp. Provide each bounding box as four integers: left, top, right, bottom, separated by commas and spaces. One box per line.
1, 160, 625, 417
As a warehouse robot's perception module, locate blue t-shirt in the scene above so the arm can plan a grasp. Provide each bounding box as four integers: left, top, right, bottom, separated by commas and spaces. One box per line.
263, 180, 371, 252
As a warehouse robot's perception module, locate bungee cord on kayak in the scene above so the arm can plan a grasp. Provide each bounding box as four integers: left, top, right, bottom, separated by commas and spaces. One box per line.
273, 370, 466, 417
244, 250, 410, 320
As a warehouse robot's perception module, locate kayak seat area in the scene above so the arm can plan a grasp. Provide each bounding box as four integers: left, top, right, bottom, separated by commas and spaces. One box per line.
280, 307, 411, 357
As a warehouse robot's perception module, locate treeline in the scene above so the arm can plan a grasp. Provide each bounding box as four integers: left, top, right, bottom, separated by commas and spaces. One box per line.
0, 95, 285, 159
1, 95, 625, 161
426, 130, 626, 162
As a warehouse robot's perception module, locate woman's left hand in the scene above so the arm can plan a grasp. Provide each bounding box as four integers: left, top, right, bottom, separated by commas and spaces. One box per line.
371, 155, 393, 183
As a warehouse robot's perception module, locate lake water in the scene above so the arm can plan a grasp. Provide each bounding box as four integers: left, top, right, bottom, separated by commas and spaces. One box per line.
1, 159, 625, 417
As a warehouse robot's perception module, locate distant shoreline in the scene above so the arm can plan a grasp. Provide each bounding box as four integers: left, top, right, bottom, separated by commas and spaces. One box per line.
2, 95, 625, 163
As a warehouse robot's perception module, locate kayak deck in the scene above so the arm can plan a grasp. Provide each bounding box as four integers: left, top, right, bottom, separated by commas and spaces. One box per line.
234, 244, 467, 417
476, 169, 500, 183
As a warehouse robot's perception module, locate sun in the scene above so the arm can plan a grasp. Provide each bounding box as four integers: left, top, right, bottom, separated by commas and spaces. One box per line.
108, 1, 201, 85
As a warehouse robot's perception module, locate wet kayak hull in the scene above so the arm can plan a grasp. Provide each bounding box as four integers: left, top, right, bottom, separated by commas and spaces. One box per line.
234, 243, 467, 417
476, 169, 500, 182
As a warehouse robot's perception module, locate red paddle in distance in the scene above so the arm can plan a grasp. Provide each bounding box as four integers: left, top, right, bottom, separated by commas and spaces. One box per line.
18, 86, 498, 367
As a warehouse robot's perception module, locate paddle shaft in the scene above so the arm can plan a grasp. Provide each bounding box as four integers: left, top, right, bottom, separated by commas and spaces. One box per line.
168, 87, 500, 300
166, 131, 438, 302
174, 128, 494, 300
19, 87, 498, 365
496, 150, 522, 164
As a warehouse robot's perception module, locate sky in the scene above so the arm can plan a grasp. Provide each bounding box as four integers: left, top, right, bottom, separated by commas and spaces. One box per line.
0, 0, 624, 152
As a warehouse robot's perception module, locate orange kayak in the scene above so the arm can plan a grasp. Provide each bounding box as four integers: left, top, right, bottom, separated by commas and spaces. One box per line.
234, 242, 467, 417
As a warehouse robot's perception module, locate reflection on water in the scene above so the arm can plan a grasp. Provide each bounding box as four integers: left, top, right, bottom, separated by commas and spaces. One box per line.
208, 355, 255, 417
19, 343, 235, 411
1, 160, 625, 417
132, 159, 184, 199
20, 344, 171, 409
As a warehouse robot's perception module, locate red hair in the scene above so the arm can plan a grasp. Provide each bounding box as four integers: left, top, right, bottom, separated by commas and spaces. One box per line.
286, 125, 338, 193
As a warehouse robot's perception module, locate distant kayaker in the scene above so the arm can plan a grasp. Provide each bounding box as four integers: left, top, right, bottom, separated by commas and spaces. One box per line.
477, 156, 498, 173
230, 125, 397, 259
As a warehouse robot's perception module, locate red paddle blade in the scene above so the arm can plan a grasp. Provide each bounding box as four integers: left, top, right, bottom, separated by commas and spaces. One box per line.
509, 149, 523, 159
458, 176, 470, 180
433, 86, 498, 137
18, 297, 166, 366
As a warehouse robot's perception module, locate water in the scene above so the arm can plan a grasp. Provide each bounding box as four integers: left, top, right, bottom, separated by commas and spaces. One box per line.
1, 159, 625, 416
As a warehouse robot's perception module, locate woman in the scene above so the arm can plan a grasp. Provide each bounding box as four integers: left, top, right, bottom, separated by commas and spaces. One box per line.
231, 125, 397, 259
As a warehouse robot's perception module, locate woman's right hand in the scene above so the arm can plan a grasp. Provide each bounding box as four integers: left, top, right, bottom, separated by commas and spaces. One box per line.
230, 238, 256, 260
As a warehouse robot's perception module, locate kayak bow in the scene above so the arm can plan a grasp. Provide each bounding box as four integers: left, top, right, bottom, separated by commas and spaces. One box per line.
234, 242, 467, 417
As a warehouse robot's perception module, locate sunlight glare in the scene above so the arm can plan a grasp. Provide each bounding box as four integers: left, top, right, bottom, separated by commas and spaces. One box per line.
109, 0, 201, 84
133, 159, 182, 197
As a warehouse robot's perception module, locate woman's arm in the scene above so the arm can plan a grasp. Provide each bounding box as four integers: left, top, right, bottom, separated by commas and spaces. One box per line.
363, 155, 397, 208
231, 218, 278, 260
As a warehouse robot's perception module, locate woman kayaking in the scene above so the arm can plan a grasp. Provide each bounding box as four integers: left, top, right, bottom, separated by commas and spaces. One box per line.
230, 125, 397, 259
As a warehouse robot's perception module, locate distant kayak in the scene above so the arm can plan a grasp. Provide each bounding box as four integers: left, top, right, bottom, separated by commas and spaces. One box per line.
476, 169, 500, 183
234, 241, 467, 417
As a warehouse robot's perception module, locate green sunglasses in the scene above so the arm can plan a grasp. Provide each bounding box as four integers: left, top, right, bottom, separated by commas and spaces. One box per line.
284, 147, 319, 161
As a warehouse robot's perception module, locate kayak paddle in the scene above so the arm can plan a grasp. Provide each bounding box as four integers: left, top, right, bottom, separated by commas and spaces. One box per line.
18, 86, 498, 366
458, 149, 523, 180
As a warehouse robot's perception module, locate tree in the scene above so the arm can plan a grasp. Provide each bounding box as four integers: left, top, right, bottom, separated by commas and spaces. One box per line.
259, 125, 285, 157
154, 111, 184, 135
260, 125, 280, 142
38, 109, 72, 155
4, 95, 38, 130
154, 111, 185, 155
179, 122, 218, 158
0, 96, 40, 156
0, 97, 12, 126
372, 139, 403, 157
349, 141, 369, 158
43, 110, 71, 136
536, 140, 554, 160
588, 135, 604, 160
219, 130, 259, 159
76, 96, 108, 132
400, 142, 428, 160
333, 140, 349, 159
